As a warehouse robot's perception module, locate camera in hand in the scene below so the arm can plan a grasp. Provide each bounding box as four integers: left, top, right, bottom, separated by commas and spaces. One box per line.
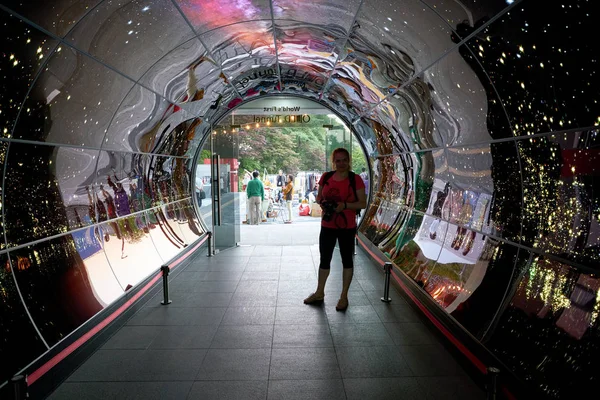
321, 200, 338, 222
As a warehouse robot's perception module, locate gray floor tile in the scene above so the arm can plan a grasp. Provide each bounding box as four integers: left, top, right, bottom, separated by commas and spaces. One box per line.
270, 348, 341, 380
101, 326, 159, 350
245, 263, 281, 272
279, 246, 314, 256
279, 269, 317, 281
221, 307, 276, 325
372, 303, 422, 323
384, 322, 438, 346
206, 263, 248, 272
325, 305, 382, 324
252, 246, 283, 256
400, 344, 466, 376
210, 324, 273, 348
417, 376, 485, 399
149, 325, 219, 349
241, 271, 280, 281
170, 280, 239, 293
330, 323, 395, 347
204, 271, 243, 281
188, 381, 268, 400
273, 324, 333, 348
279, 256, 315, 269
126, 307, 226, 326
277, 290, 316, 306
344, 377, 426, 400
229, 291, 278, 307
48, 381, 193, 400
275, 306, 329, 325
364, 289, 408, 305
67, 349, 206, 381
196, 348, 271, 380
148, 291, 233, 308
268, 379, 346, 400
357, 279, 383, 292
248, 255, 282, 264
235, 280, 279, 293
217, 247, 255, 256
336, 346, 413, 378
278, 280, 317, 292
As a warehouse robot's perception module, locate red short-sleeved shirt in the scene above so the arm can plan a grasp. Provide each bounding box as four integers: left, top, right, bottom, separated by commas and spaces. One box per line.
319, 173, 365, 229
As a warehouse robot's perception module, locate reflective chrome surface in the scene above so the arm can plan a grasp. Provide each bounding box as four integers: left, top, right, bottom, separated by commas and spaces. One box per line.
1, 0, 598, 397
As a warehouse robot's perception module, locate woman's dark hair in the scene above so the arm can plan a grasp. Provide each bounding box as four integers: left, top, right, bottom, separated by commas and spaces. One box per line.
252, 170, 259, 178
287, 174, 294, 183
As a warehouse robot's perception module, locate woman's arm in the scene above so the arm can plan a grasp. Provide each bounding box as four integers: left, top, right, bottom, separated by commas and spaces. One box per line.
345, 188, 367, 211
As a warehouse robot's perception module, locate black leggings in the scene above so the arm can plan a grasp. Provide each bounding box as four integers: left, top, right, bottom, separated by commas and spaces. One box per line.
319, 226, 356, 269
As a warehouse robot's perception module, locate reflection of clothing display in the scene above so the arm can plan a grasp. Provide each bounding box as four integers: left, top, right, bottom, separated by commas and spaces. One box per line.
107, 177, 131, 217
103, 193, 118, 219
96, 199, 108, 222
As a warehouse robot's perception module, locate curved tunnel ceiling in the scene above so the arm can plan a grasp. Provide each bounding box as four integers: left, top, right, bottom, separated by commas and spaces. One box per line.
1, 0, 599, 397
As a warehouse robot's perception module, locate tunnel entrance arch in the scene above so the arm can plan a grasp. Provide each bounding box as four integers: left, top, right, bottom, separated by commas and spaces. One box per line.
192, 95, 371, 251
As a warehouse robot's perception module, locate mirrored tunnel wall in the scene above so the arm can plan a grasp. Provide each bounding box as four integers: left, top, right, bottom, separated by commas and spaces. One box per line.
358, 4, 600, 399
0, 0, 598, 397
0, 6, 209, 385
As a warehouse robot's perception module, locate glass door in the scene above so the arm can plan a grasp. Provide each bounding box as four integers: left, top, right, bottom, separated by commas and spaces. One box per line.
206, 124, 241, 253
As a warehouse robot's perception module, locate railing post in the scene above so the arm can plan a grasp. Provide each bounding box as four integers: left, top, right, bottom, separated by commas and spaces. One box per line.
160, 265, 172, 305
486, 367, 500, 400
207, 231, 213, 257
11, 374, 27, 399
381, 262, 392, 303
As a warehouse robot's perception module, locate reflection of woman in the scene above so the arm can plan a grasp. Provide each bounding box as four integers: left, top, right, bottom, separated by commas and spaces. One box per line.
282, 174, 294, 223
304, 148, 366, 312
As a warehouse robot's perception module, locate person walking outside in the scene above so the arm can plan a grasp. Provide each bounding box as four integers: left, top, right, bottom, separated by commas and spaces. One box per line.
360, 167, 369, 196
246, 170, 264, 225
304, 148, 366, 311
282, 174, 294, 223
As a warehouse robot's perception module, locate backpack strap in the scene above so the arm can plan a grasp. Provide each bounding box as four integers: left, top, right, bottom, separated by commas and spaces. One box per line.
321, 171, 335, 187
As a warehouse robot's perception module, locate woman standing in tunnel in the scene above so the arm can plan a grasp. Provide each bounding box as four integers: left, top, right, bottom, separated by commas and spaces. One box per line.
304, 148, 366, 311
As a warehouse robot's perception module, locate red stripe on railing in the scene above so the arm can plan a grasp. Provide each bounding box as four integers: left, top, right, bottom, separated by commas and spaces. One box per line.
28, 234, 208, 385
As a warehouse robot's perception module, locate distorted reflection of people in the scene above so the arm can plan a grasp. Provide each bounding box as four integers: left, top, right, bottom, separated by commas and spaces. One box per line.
304, 148, 366, 311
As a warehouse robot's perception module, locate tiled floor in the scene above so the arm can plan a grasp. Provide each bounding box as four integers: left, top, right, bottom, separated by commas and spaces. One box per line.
49, 221, 484, 399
